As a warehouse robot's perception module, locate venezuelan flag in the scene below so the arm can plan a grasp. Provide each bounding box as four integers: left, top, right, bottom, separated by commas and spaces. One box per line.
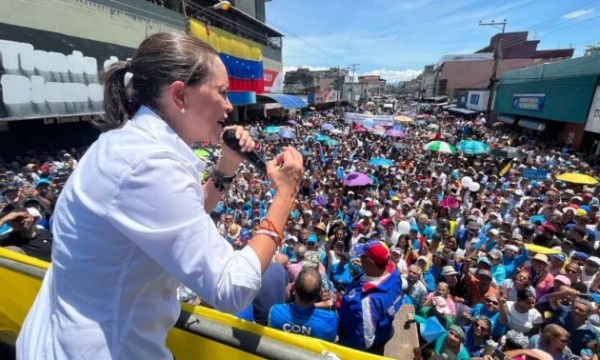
188, 19, 264, 93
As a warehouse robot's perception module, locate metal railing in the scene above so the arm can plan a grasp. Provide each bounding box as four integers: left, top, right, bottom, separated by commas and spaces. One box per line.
0, 255, 335, 359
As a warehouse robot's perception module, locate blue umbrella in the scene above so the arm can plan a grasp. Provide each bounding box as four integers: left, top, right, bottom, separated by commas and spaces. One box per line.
263, 126, 280, 134
314, 134, 331, 142
322, 124, 335, 131
457, 140, 491, 155
279, 129, 296, 139
419, 316, 446, 344
363, 118, 375, 128
369, 158, 395, 167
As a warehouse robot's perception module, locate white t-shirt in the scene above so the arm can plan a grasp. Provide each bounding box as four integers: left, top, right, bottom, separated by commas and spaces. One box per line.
506, 301, 543, 333
17, 107, 263, 360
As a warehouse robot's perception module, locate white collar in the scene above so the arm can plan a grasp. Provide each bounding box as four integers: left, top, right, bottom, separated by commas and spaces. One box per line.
129, 106, 205, 173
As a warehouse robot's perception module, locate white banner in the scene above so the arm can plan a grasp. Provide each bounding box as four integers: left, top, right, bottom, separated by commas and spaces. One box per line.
585, 86, 600, 134
344, 112, 394, 126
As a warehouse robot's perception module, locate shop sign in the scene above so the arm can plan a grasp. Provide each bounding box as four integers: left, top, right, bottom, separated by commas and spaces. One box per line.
522, 168, 548, 180
43, 115, 102, 125
512, 94, 545, 111
0, 23, 134, 121
585, 86, 600, 134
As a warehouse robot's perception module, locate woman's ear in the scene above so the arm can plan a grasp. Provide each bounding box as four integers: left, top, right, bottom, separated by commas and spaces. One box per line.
168, 80, 186, 111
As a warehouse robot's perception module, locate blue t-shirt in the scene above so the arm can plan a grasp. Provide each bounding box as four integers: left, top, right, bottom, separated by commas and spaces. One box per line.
252, 262, 287, 325
471, 303, 506, 340
268, 303, 338, 342
328, 261, 352, 291
550, 304, 600, 355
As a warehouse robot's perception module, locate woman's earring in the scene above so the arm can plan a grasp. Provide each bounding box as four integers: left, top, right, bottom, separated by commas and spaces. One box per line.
181, 108, 186, 114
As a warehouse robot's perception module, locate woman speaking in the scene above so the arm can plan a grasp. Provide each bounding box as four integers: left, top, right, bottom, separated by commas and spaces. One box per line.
17, 32, 303, 359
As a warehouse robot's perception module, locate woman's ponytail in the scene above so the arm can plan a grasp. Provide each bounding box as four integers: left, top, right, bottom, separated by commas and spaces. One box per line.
97, 61, 131, 131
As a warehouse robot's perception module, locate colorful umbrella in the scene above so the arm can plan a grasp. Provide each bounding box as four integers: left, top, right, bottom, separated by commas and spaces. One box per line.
287, 119, 298, 126
491, 147, 527, 159
321, 124, 335, 131
324, 139, 339, 147
369, 158, 395, 167
279, 129, 296, 139
343, 172, 372, 187
457, 140, 490, 155
385, 129, 405, 138
423, 141, 456, 154
369, 127, 386, 136
394, 115, 413, 123
193, 149, 210, 159
556, 173, 599, 185
314, 134, 331, 142
264, 133, 280, 141
263, 126, 280, 134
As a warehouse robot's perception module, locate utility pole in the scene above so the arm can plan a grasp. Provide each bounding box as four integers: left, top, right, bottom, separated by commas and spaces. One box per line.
479, 19, 507, 117
348, 63, 360, 83
336, 65, 341, 114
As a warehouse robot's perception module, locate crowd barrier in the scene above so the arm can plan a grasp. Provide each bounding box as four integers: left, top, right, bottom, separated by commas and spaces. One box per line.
0, 248, 409, 359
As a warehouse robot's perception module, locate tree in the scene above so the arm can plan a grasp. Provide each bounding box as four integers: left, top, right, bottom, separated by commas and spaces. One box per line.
584, 43, 600, 56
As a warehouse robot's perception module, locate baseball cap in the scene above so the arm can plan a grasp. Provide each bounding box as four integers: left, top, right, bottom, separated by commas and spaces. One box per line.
477, 257, 492, 267
432, 296, 451, 315
572, 251, 590, 261
550, 253, 566, 263
351, 223, 364, 232
35, 178, 51, 187
487, 249, 503, 260
307, 234, 318, 244
353, 240, 390, 266
587, 256, 600, 267
554, 275, 571, 286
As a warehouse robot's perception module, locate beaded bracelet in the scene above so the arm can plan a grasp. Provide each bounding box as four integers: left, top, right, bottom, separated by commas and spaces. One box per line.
255, 229, 281, 248
257, 225, 283, 246
209, 169, 235, 192
261, 218, 283, 241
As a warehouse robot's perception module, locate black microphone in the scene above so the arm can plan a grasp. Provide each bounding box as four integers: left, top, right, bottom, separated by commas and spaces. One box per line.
222, 129, 267, 176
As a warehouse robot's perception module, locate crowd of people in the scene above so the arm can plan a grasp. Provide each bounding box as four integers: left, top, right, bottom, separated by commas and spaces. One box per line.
3, 99, 600, 359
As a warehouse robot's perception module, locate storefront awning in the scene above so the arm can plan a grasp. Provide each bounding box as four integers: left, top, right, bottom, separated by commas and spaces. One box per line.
518, 118, 546, 131
258, 94, 308, 109
447, 107, 478, 115
498, 115, 515, 124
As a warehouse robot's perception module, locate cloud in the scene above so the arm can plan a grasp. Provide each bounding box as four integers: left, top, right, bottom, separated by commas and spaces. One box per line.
361, 69, 422, 83
562, 9, 593, 20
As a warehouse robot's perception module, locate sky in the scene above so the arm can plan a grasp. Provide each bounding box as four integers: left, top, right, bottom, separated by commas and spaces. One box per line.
265, 0, 600, 83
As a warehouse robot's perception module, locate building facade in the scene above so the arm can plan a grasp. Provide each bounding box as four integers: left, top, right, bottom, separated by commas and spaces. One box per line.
493, 53, 600, 150
426, 32, 574, 99
0, 0, 289, 157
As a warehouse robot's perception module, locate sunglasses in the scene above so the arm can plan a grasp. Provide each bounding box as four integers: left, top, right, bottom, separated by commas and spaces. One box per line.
485, 298, 499, 305
474, 323, 489, 331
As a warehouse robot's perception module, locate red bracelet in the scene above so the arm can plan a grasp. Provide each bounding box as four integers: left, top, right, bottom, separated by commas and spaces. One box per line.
255, 229, 281, 248
261, 218, 283, 242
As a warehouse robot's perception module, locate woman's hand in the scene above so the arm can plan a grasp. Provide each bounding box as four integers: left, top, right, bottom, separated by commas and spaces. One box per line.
267, 146, 304, 200
219, 126, 256, 171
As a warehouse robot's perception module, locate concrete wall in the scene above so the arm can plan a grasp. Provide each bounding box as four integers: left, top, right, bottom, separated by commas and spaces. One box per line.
0, 0, 184, 49
440, 59, 538, 94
